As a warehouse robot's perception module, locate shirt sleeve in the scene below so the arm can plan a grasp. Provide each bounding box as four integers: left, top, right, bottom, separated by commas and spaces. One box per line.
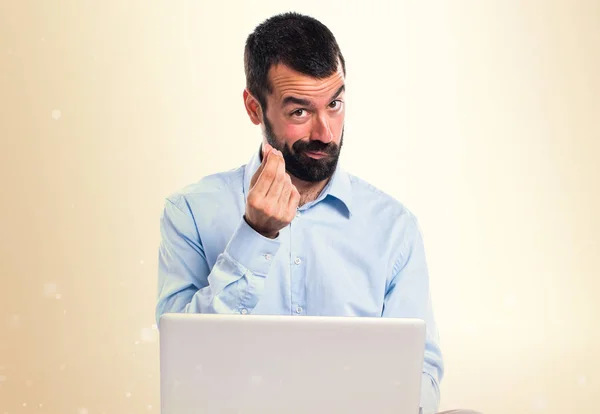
155, 196, 281, 326
381, 215, 444, 414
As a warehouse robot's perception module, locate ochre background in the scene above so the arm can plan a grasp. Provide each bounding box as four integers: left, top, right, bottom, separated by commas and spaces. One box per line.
1, 1, 598, 413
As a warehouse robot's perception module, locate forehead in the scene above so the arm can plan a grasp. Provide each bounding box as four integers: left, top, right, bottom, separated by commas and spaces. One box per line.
267, 63, 345, 103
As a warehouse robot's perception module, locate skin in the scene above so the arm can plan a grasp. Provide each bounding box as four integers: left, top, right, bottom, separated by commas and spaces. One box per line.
242, 63, 346, 238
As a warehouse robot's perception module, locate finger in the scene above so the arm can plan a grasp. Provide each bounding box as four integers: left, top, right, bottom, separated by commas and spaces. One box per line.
252, 149, 280, 196
287, 184, 300, 211
278, 174, 293, 206
251, 143, 274, 187
262, 142, 274, 159
266, 154, 287, 201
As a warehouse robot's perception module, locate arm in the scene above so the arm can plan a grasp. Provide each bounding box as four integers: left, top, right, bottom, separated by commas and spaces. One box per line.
382, 215, 444, 414
155, 144, 299, 327
155, 195, 280, 326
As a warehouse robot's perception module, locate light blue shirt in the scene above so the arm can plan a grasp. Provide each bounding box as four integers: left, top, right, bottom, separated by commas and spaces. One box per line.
156, 148, 444, 413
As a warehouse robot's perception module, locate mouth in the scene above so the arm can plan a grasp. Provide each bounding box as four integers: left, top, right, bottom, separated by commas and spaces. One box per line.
304, 151, 329, 159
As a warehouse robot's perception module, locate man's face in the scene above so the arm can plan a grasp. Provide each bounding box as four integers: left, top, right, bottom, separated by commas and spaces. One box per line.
260, 63, 346, 183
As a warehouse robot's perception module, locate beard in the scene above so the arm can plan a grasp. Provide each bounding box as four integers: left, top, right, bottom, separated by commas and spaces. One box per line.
263, 114, 344, 183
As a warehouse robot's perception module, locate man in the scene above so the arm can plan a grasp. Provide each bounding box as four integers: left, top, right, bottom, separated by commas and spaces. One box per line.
156, 12, 480, 414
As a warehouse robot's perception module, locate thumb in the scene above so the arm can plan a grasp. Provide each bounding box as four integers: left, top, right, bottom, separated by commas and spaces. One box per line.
262, 142, 274, 161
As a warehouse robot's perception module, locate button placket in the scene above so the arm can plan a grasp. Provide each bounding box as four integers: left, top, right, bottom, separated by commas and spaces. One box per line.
289, 212, 306, 317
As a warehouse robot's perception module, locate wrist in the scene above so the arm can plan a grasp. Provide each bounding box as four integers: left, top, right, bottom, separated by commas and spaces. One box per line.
243, 215, 278, 239
223, 217, 281, 277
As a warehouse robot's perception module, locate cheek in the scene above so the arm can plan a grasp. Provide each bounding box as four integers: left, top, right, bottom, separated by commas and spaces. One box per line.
267, 112, 308, 142
284, 123, 311, 143
331, 114, 345, 141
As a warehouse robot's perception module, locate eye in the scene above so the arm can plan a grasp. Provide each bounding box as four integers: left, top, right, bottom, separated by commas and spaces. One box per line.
291, 109, 307, 117
329, 100, 343, 109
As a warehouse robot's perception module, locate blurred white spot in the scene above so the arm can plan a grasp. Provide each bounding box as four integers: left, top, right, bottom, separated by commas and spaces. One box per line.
23, 402, 27, 407
9, 314, 20, 328
55, 293, 62, 300
78, 408, 89, 414
125, 391, 132, 398
343, 366, 351, 371
141, 327, 158, 343
147, 404, 153, 410
41, 37, 45, 41
71, 204, 75, 209
250, 375, 262, 386
26, 380, 33, 387
0, 375, 6, 382
134, 341, 140, 345
59, 364, 66, 370
195, 364, 202, 371
503, 293, 518, 309
7, 48, 13, 54
44, 283, 57, 297
39, 403, 43, 408
532, 396, 547, 410
578, 375, 587, 386
63, 309, 67, 315
151, 324, 158, 330
140, 260, 144, 265
52, 109, 61, 120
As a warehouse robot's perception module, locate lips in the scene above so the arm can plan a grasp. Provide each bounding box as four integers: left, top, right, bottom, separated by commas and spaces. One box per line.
305, 151, 329, 159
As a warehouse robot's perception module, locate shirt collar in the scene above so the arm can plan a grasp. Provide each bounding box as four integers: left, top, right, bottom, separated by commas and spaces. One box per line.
243, 146, 353, 218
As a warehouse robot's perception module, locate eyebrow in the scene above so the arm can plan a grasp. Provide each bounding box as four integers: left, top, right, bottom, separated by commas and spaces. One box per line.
281, 84, 345, 109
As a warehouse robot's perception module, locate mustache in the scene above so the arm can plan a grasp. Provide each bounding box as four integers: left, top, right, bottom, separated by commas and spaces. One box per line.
292, 140, 338, 155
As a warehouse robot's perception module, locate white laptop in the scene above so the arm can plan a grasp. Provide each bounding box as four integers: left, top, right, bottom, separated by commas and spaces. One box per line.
159, 313, 425, 414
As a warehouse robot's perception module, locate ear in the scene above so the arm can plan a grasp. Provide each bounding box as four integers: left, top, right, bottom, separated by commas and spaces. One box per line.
243, 89, 263, 125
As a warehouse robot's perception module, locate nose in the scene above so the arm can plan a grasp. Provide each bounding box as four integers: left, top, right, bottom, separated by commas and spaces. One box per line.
310, 114, 333, 144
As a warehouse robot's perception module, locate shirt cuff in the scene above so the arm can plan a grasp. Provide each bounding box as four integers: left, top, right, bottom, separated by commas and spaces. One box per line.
223, 217, 281, 277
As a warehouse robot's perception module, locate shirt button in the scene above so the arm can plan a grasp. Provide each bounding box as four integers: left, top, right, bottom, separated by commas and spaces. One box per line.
294, 257, 302, 265
264, 254, 272, 261
295, 210, 301, 218
295, 307, 303, 314
240, 308, 248, 315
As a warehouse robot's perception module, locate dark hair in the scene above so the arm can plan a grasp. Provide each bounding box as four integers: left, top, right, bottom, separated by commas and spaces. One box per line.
244, 12, 346, 111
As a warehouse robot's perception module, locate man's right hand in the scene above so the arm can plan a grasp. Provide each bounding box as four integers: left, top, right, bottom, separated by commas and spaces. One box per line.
244, 143, 300, 239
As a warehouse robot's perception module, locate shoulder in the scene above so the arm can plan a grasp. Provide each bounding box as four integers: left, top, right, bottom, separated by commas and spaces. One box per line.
346, 173, 425, 275
164, 165, 245, 213
347, 172, 419, 227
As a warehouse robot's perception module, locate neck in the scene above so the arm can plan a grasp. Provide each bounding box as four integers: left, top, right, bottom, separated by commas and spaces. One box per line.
290, 175, 329, 207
